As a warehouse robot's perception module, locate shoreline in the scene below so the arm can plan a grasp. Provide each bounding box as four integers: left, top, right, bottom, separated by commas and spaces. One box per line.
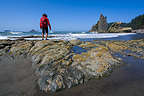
0, 33, 143, 41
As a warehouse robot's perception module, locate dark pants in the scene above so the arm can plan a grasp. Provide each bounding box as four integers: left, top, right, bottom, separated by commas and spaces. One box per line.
42, 27, 48, 34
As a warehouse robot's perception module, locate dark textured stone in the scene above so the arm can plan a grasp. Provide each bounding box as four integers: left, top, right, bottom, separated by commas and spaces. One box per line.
1, 39, 144, 93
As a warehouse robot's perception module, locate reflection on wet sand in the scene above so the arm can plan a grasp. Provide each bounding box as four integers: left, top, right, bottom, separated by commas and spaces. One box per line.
0, 55, 37, 96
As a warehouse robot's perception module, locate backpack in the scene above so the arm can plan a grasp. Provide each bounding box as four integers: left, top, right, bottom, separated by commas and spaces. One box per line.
41, 17, 48, 28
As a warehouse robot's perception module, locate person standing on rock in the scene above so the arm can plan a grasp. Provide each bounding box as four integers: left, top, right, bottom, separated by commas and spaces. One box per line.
40, 14, 52, 40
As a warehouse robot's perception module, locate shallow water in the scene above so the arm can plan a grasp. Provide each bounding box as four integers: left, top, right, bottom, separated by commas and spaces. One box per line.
72, 46, 87, 54
23, 33, 144, 41
79, 33, 144, 41
1, 32, 143, 41
0, 55, 37, 96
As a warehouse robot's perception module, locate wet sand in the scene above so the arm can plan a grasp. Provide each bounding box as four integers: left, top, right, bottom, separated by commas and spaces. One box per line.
0, 55, 37, 96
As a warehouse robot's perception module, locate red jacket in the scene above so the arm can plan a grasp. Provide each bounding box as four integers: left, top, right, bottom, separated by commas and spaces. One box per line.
40, 16, 51, 30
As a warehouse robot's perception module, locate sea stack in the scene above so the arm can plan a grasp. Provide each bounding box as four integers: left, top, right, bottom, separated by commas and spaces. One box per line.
90, 14, 108, 33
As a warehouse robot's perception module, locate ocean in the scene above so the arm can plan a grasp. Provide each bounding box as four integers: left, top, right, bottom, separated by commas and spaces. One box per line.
0, 31, 144, 41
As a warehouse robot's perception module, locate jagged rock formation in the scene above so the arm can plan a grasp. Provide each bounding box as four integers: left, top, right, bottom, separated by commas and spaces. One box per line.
1, 39, 144, 93
90, 14, 108, 32
108, 22, 132, 33
0, 40, 120, 93
107, 22, 122, 33
98, 14, 108, 32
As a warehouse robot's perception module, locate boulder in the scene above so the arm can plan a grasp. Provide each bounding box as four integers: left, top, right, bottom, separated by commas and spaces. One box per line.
5, 40, 121, 92
4, 40, 144, 93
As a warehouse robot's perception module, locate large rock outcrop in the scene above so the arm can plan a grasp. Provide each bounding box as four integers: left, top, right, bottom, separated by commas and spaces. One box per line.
8, 40, 120, 92
1, 39, 144, 93
108, 22, 132, 33
90, 14, 108, 32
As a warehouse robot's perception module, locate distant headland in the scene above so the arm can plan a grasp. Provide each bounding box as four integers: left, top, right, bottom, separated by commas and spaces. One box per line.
90, 14, 144, 33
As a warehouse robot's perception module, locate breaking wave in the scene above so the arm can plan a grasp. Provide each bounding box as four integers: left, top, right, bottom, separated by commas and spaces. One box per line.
0, 31, 139, 41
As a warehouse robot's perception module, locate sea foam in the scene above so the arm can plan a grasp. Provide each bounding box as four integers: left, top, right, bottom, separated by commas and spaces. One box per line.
0, 33, 136, 40
10, 32, 23, 35
0, 36, 8, 40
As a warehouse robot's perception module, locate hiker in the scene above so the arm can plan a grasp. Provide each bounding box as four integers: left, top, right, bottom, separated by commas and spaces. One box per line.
40, 13, 51, 40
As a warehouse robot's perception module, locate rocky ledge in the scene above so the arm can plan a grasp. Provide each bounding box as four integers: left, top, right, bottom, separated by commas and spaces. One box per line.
0, 39, 144, 93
